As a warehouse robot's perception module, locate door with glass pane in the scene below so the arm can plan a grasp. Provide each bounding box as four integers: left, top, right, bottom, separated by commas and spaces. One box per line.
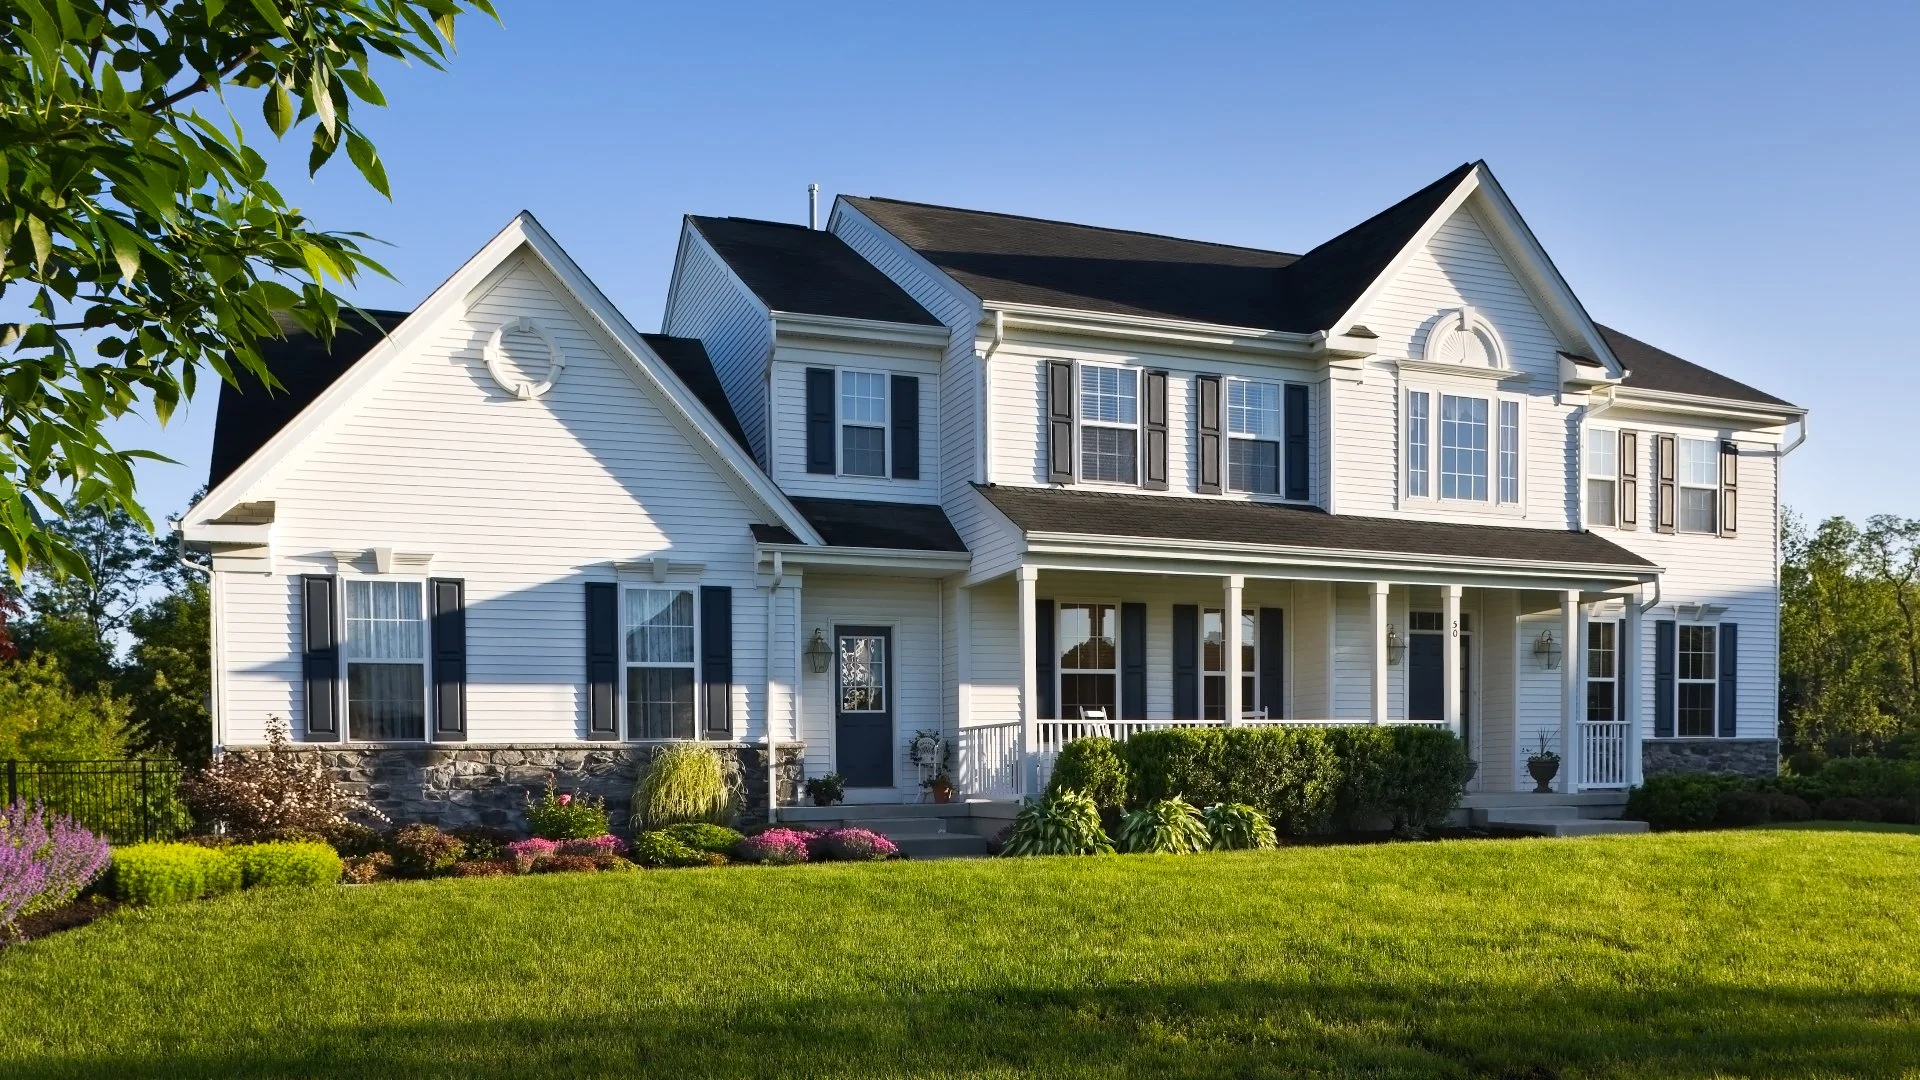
834, 627, 893, 788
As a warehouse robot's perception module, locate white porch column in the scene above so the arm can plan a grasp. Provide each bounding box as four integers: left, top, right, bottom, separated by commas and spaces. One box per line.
1442, 584, 1462, 739
1224, 574, 1245, 725
1016, 566, 1039, 794
1559, 589, 1580, 793
1624, 592, 1644, 787
1370, 581, 1391, 725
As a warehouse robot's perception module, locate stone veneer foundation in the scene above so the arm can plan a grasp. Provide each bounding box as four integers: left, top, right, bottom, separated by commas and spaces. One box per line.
1641, 738, 1779, 779
222, 743, 806, 831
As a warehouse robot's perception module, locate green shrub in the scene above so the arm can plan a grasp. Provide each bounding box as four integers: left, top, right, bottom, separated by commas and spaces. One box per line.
523, 780, 610, 840
1204, 802, 1277, 850
448, 825, 514, 862
1324, 726, 1392, 831
1219, 728, 1340, 835
1380, 726, 1471, 836
386, 824, 464, 878
1873, 797, 1918, 825
1124, 729, 1224, 808
632, 830, 714, 868
109, 843, 241, 905
1816, 797, 1883, 822
1119, 797, 1210, 854
634, 744, 738, 829
229, 841, 342, 889
1626, 774, 1750, 829
1047, 737, 1131, 811
1715, 790, 1773, 827
658, 823, 743, 855
1002, 790, 1114, 857
1763, 792, 1813, 822
1787, 758, 1920, 804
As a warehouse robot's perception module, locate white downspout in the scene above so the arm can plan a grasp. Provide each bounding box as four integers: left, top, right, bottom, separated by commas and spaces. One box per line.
764, 551, 784, 820
978, 309, 1004, 486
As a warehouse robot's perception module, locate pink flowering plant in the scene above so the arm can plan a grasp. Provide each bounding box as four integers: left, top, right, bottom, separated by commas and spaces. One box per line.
558, 835, 628, 857
733, 827, 810, 865
504, 837, 559, 873
2, 800, 112, 936
807, 827, 899, 862
523, 778, 609, 840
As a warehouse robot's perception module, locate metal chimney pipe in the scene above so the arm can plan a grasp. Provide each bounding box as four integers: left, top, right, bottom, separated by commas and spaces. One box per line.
808, 183, 819, 229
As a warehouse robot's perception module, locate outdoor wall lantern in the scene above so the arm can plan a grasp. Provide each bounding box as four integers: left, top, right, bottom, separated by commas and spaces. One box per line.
805, 628, 832, 674
1533, 629, 1564, 671
1384, 625, 1406, 666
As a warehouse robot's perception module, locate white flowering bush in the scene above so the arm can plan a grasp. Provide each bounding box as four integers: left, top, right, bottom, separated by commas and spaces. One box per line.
181, 718, 384, 840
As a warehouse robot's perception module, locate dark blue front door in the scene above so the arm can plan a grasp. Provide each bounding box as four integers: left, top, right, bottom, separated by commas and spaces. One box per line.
835, 626, 893, 788
1408, 633, 1443, 723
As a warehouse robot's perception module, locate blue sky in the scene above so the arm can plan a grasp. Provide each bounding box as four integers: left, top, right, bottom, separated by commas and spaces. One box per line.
121, 1, 1917, 526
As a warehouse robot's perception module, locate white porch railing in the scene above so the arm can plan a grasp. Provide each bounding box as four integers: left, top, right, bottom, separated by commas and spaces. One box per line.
1579, 720, 1631, 789
955, 722, 1023, 799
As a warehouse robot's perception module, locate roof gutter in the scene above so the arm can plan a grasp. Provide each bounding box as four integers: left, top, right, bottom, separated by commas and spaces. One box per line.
1021, 532, 1661, 580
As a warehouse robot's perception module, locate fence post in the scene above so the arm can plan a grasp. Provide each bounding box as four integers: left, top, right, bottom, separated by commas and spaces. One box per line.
5, 759, 14, 807
140, 758, 152, 842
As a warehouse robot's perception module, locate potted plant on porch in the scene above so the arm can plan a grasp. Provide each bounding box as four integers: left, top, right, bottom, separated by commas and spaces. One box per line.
804, 773, 845, 807
909, 730, 954, 804
1526, 733, 1561, 794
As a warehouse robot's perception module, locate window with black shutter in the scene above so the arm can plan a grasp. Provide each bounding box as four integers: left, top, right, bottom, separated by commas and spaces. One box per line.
302, 575, 340, 741
430, 578, 467, 741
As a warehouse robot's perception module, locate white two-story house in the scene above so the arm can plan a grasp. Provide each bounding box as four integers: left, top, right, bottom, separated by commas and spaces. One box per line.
182, 162, 1804, 826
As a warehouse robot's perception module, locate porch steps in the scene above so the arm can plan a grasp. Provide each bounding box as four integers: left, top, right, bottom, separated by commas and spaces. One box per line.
774, 803, 994, 859
1471, 805, 1649, 837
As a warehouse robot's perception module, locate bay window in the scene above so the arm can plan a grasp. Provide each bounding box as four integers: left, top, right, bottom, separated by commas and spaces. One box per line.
1057, 602, 1118, 719
1587, 427, 1618, 526
1226, 378, 1281, 495
1405, 387, 1521, 508
1079, 366, 1138, 484
344, 579, 427, 741
1679, 438, 1718, 533
626, 587, 696, 739
1407, 392, 1430, 497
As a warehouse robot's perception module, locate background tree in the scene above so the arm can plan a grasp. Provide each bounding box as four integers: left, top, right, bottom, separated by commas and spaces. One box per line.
117, 574, 210, 764
0, 0, 494, 581
13, 503, 178, 689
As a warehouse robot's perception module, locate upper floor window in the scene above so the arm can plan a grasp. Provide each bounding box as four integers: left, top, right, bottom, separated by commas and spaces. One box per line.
1407, 392, 1430, 498
1406, 387, 1521, 508
1679, 438, 1718, 533
1226, 379, 1281, 495
1586, 428, 1617, 527
344, 579, 426, 742
840, 371, 888, 477
1498, 401, 1520, 504
1080, 366, 1138, 484
1439, 394, 1488, 501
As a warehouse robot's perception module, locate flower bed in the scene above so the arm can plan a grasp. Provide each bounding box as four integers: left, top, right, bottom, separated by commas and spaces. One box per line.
2, 801, 112, 939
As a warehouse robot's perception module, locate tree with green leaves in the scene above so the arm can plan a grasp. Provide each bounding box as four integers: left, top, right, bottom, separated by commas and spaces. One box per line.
1, 0, 494, 582
119, 575, 210, 763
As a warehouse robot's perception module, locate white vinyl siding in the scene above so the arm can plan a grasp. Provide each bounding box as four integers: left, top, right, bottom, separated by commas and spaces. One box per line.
661, 226, 774, 467
767, 356, 942, 504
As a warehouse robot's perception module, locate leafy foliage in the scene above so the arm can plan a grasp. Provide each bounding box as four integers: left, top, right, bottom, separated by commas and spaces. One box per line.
1046, 737, 1130, 811
1, 800, 110, 932
522, 779, 609, 840
0, 653, 131, 760
339, 851, 390, 884
806, 827, 898, 862
803, 773, 844, 806
1626, 774, 1748, 830
118, 577, 211, 765
732, 828, 809, 865
1203, 802, 1277, 851
1002, 790, 1114, 857
632, 831, 715, 869
633, 743, 737, 829
1120, 797, 1210, 855
228, 841, 340, 889
385, 824, 462, 878
108, 842, 239, 905
179, 717, 382, 838
657, 823, 742, 855
1380, 726, 1473, 836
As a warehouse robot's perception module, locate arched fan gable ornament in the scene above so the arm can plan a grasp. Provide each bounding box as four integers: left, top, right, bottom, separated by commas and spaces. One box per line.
1421, 307, 1507, 370
484, 316, 566, 400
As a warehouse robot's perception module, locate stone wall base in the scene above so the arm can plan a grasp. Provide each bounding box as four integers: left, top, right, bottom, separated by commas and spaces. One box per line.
222, 743, 805, 832
1641, 738, 1779, 779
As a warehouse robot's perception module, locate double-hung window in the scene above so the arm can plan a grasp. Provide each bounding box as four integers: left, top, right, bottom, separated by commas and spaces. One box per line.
1439, 394, 1488, 501
1586, 621, 1618, 723
1587, 428, 1618, 527
1678, 438, 1718, 533
1226, 379, 1281, 495
1407, 392, 1430, 497
840, 371, 888, 477
1406, 388, 1520, 508
344, 579, 427, 741
1057, 602, 1118, 719
1201, 608, 1257, 721
1079, 367, 1138, 484
625, 588, 696, 739
1677, 624, 1718, 736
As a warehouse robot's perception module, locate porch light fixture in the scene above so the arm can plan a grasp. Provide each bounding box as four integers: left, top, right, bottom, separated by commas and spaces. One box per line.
1533, 629, 1563, 671
805, 628, 832, 675
1384, 625, 1406, 666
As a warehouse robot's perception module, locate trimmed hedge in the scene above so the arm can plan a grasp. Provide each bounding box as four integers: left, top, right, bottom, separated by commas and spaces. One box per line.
1627, 759, 1920, 830
109, 843, 243, 906
1046, 737, 1130, 811
230, 841, 343, 889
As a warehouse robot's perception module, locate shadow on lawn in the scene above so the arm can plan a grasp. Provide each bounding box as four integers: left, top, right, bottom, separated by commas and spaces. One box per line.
13, 980, 1920, 1079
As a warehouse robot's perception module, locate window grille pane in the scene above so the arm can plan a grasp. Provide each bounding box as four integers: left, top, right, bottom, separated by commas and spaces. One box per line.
1079, 367, 1137, 424
842, 425, 886, 476
840, 371, 887, 425
1080, 426, 1137, 483
837, 635, 887, 712
1586, 681, 1616, 723
1498, 400, 1520, 504
626, 589, 694, 664
1201, 609, 1224, 673
1678, 683, 1717, 737
1588, 479, 1617, 526
1203, 674, 1224, 722
1681, 438, 1719, 487
1227, 379, 1281, 439
1407, 392, 1429, 497
1227, 439, 1280, 494
1060, 673, 1117, 719
1409, 611, 1443, 632
1587, 429, 1616, 477
347, 663, 425, 740
1588, 622, 1616, 679
1679, 487, 1717, 533
345, 580, 423, 660
1058, 603, 1117, 671
1439, 395, 1488, 501
1679, 626, 1716, 681
627, 668, 695, 740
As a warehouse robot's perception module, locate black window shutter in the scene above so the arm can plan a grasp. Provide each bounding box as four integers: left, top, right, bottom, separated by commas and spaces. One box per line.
1618, 430, 1639, 528
1259, 607, 1285, 718
890, 374, 919, 480
805, 368, 835, 474
1046, 361, 1075, 484
1036, 598, 1056, 720
301, 575, 340, 741
1720, 441, 1739, 538
701, 586, 733, 739
1655, 434, 1677, 534
585, 583, 619, 740
1717, 622, 1738, 737
1654, 619, 1676, 738
430, 578, 467, 741
1121, 603, 1147, 720
1142, 371, 1169, 491
1196, 376, 1222, 494
1172, 604, 1199, 720
1284, 384, 1310, 501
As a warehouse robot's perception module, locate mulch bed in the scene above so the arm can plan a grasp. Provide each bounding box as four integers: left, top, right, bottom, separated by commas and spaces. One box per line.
3, 898, 118, 948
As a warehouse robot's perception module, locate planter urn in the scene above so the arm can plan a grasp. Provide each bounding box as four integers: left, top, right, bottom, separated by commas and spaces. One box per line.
929, 780, 953, 804
1527, 757, 1560, 794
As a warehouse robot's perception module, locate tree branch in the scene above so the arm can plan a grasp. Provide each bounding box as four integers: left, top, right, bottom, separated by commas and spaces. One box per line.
152, 48, 263, 112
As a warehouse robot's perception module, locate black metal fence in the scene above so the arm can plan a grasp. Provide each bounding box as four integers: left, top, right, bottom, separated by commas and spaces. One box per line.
3, 758, 190, 844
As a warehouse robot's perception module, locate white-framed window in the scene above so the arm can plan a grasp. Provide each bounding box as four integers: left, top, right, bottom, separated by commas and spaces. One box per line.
1226, 378, 1282, 495
1439, 394, 1489, 501
1498, 400, 1520, 504
1201, 608, 1257, 721
1079, 366, 1139, 484
344, 578, 428, 741
625, 587, 697, 739
1057, 601, 1118, 719
1407, 391, 1430, 498
1587, 427, 1618, 527
1586, 620, 1618, 722
1677, 624, 1718, 736
1678, 438, 1719, 534
839, 370, 889, 477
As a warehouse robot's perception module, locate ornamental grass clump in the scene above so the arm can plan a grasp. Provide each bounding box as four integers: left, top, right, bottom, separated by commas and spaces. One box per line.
1002, 790, 1114, 857
1204, 802, 1278, 851
733, 828, 810, 865
1, 801, 111, 934
523, 779, 610, 840
633, 744, 738, 828
1121, 797, 1211, 854
807, 827, 898, 862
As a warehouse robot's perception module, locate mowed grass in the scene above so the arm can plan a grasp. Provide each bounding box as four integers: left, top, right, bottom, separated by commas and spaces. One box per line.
4, 827, 1919, 1079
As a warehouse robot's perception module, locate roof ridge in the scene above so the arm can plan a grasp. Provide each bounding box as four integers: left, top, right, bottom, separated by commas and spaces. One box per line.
848, 195, 1301, 259
689, 214, 815, 232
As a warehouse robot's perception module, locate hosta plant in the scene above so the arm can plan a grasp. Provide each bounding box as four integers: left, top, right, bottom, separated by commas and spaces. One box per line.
1120, 797, 1211, 854
1002, 790, 1115, 857
1203, 802, 1278, 851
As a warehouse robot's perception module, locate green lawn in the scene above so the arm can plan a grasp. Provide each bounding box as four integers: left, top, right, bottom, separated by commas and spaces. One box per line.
4, 827, 1919, 1079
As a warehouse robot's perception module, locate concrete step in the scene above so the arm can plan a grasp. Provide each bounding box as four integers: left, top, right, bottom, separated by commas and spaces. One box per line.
778, 803, 968, 824
1472, 806, 1582, 825
893, 833, 991, 859
1490, 817, 1650, 837
847, 816, 950, 836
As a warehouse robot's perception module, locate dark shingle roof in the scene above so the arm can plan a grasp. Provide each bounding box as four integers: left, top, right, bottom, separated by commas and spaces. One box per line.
1600, 325, 1797, 410
209, 309, 409, 488
976, 485, 1654, 570
688, 217, 940, 326
639, 333, 753, 453
751, 497, 967, 552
